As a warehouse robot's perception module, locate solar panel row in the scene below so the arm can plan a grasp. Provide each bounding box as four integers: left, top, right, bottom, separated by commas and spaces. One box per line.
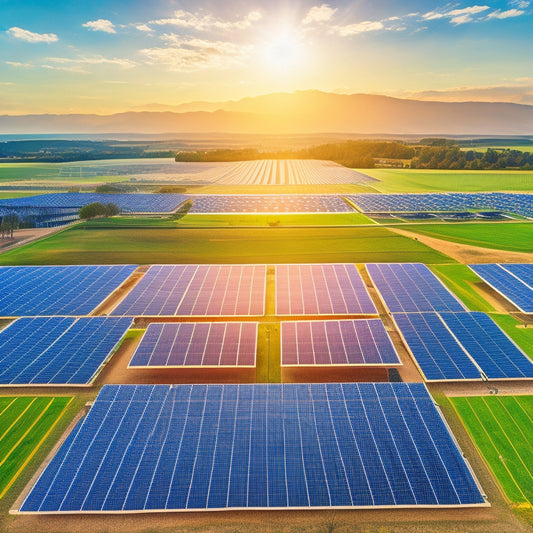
20, 383, 485, 513
470, 264, 533, 313
0, 265, 137, 317
0, 316, 132, 385
276, 264, 377, 316
281, 319, 400, 366
367, 263, 465, 313
129, 322, 257, 367
393, 312, 533, 381
112, 265, 266, 317
188, 195, 354, 214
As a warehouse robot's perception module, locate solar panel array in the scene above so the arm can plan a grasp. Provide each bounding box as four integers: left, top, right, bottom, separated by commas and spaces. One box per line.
0, 193, 188, 213
281, 319, 400, 366
276, 264, 377, 315
0, 317, 132, 385
394, 312, 533, 381
367, 263, 465, 313
0, 265, 136, 317
130, 322, 257, 367
346, 193, 533, 218
470, 263, 533, 313
20, 383, 485, 513
188, 195, 354, 214
112, 265, 266, 316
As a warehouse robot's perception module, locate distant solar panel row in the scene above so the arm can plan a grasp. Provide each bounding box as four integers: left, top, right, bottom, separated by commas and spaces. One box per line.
281, 319, 400, 366
394, 312, 533, 381
0, 193, 188, 213
0, 265, 136, 317
130, 322, 257, 367
367, 263, 465, 313
20, 383, 485, 513
188, 195, 354, 213
346, 193, 533, 218
0, 317, 132, 385
470, 264, 533, 313
112, 265, 266, 316
276, 264, 377, 315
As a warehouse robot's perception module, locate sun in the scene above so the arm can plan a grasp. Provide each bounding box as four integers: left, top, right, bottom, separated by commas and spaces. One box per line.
262, 33, 305, 72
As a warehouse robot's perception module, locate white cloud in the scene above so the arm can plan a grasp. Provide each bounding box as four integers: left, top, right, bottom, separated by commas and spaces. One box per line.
487, 8, 526, 19
46, 55, 135, 68
135, 24, 153, 32
7, 27, 58, 43
5, 61, 33, 68
82, 19, 116, 33
150, 10, 262, 32
140, 35, 252, 72
42, 64, 88, 73
303, 4, 337, 24
510, 0, 529, 8
422, 5, 490, 24
332, 20, 384, 36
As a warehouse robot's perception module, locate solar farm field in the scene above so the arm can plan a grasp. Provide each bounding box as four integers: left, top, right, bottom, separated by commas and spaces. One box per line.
0, 225, 453, 265
451, 396, 533, 507
0, 396, 72, 500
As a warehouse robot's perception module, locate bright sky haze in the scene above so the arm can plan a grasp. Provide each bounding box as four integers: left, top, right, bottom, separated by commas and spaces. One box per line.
1, 0, 532, 114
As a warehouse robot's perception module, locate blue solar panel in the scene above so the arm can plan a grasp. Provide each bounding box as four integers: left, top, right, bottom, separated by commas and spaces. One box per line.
112, 265, 266, 316
188, 195, 354, 214
367, 263, 466, 313
0, 316, 132, 385
129, 322, 257, 367
282, 319, 400, 366
0, 265, 136, 316
439, 312, 533, 379
470, 264, 533, 313
392, 313, 481, 381
20, 383, 485, 512
276, 264, 377, 315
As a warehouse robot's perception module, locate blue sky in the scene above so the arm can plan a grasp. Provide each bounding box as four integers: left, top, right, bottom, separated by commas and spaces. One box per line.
1, 0, 532, 113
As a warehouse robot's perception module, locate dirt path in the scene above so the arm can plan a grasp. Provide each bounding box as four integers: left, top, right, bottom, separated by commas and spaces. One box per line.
389, 227, 533, 264
0, 225, 71, 254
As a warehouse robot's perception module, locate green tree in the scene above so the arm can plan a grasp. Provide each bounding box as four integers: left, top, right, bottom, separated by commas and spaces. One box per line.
1, 213, 20, 239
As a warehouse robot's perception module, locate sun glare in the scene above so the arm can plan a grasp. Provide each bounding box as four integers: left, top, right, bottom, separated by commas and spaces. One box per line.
263, 34, 305, 72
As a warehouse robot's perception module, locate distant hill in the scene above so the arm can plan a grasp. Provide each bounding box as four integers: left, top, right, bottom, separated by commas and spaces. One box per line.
2, 91, 533, 135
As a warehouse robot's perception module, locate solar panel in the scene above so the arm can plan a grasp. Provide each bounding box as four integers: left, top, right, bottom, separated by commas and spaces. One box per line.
470, 264, 533, 313
276, 264, 377, 315
188, 195, 354, 214
0, 265, 137, 317
367, 263, 466, 313
0, 317, 132, 385
281, 319, 400, 366
111, 265, 266, 316
439, 312, 533, 380
20, 383, 485, 513
129, 322, 257, 367
392, 313, 481, 381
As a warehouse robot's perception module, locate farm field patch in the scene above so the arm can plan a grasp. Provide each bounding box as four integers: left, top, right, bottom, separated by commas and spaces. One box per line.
0, 225, 453, 265
451, 395, 533, 506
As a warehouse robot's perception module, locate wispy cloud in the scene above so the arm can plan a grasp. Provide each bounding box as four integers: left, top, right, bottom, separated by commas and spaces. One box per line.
45, 55, 135, 68
303, 4, 337, 25
5, 61, 33, 68
422, 5, 490, 25
42, 64, 88, 73
332, 20, 385, 36
149, 10, 262, 32
7, 27, 58, 43
82, 19, 116, 33
135, 24, 152, 32
487, 8, 527, 19
140, 35, 252, 72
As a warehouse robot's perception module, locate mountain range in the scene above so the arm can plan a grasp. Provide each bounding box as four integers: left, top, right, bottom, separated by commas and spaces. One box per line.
2, 91, 533, 135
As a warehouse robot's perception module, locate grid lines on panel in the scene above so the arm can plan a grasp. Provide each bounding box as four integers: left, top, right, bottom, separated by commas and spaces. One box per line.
20, 383, 485, 513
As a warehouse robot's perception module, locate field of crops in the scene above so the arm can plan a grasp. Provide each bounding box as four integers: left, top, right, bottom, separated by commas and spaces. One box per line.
0, 396, 72, 500
452, 396, 533, 506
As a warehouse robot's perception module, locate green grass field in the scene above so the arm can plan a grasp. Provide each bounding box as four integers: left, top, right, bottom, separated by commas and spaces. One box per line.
0, 396, 72, 500
360, 168, 533, 192
406, 222, 533, 252
451, 395, 533, 507
490, 315, 533, 360
0, 224, 453, 265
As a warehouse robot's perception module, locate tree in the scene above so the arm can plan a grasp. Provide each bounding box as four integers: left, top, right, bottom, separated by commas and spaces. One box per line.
79, 202, 120, 219
1, 213, 20, 239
